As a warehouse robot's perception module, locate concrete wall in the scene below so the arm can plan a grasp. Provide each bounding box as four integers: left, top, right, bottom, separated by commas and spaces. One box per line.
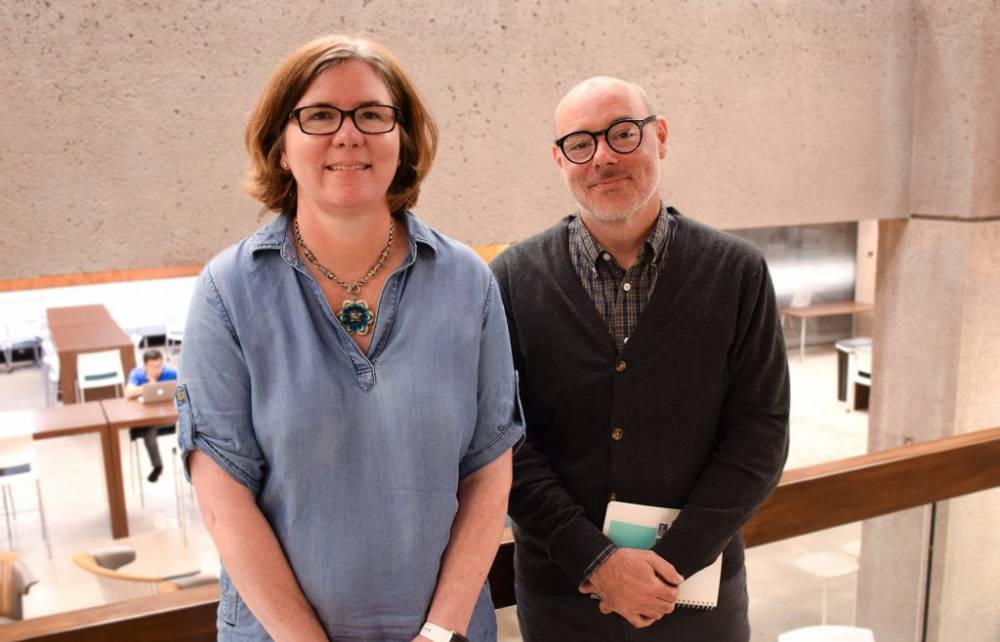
0, 0, 918, 279
858, 2, 1000, 640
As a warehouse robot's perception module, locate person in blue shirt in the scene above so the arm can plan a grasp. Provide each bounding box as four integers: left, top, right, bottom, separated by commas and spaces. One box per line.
124, 349, 177, 482
177, 35, 522, 641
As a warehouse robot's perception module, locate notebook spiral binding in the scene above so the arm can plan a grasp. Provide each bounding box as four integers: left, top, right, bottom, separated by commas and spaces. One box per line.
679, 600, 716, 610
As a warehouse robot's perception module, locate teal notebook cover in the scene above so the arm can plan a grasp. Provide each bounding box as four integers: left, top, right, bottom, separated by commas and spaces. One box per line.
607, 520, 658, 549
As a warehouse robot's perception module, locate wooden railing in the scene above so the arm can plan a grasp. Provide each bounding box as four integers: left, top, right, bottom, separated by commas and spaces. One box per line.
0, 246, 512, 293
4, 427, 998, 642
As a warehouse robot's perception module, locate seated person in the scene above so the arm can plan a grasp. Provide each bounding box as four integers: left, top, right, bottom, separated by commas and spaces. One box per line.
124, 349, 177, 482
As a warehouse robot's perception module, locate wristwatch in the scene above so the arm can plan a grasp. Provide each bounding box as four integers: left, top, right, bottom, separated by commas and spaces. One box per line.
420, 621, 469, 642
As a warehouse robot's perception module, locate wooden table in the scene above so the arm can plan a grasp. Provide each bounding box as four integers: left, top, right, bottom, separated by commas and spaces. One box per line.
101, 398, 179, 538
46, 304, 114, 327
779, 301, 874, 361
1, 402, 131, 539
4, 399, 180, 540
46, 305, 136, 404
102, 397, 178, 433
6, 401, 107, 440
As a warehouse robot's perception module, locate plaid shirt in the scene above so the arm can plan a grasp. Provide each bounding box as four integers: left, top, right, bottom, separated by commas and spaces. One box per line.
568, 207, 675, 352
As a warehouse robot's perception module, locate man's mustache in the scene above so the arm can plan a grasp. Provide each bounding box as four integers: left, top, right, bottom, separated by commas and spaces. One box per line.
588, 169, 631, 187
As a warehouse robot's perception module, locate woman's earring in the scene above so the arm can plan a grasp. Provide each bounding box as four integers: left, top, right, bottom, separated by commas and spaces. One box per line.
281, 161, 289, 170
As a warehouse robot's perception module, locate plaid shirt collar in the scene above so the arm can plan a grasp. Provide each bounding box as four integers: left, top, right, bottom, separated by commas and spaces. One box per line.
570, 204, 674, 270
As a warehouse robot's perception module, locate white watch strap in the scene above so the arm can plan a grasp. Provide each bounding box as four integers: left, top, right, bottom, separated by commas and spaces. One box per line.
420, 621, 454, 642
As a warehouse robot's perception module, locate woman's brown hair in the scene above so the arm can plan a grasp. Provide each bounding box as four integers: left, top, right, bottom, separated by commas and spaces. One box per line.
244, 35, 438, 215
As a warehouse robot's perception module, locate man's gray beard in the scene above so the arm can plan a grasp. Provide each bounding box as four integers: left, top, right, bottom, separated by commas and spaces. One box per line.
575, 183, 658, 224
579, 200, 643, 223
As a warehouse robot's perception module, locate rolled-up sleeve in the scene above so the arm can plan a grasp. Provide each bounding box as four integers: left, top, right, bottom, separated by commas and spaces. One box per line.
176, 266, 265, 496
458, 275, 525, 479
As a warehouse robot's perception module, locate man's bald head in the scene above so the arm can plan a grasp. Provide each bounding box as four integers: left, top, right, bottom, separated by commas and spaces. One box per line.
554, 77, 655, 133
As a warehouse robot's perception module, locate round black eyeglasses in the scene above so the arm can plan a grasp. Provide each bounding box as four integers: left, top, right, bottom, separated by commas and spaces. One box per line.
289, 103, 401, 135
555, 115, 657, 164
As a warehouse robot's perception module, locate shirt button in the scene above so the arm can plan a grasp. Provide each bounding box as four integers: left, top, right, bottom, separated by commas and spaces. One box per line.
611, 427, 624, 441
609, 491, 618, 501
623, 337, 629, 344
602, 253, 611, 261
623, 282, 632, 292
615, 360, 627, 373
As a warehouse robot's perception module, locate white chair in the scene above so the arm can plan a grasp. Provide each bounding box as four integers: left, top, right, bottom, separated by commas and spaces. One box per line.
792, 551, 859, 625
0, 436, 51, 559
75, 350, 125, 402
165, 324, 184, 352
73, 545, 215, 603
846, 347, 872, 411
0, 298, 45, 374
39, 338, 60, 406
778, 625, 874, 641
840, 540, 861, 557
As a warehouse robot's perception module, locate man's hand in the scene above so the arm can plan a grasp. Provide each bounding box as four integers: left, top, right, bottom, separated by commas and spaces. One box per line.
579, 548, 683, 628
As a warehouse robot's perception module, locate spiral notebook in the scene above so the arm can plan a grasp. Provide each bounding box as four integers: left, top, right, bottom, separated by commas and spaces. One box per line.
602, 501, 722, 609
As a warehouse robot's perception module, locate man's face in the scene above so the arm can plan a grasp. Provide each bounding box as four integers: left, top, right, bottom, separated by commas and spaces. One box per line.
145, 358, 164, 382
552, 80, 667, 224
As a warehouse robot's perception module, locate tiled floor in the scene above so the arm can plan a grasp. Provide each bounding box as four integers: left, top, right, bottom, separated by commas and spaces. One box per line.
0, 344, 867, 640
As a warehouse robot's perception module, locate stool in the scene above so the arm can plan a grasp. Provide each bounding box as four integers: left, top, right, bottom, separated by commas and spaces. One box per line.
835, 337, 871, 401
778, 625, 874, 641
792, 551, 859, 625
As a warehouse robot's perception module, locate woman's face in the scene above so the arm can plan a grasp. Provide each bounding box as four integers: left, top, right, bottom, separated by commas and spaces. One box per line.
282, 60, 401, 216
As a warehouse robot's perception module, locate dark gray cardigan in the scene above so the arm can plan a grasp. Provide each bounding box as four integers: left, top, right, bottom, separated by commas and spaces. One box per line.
491, 211, 789, 600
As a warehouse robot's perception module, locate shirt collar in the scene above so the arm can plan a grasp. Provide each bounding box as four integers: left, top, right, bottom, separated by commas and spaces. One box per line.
570, 204, 674, 267
247, 210, 439, 266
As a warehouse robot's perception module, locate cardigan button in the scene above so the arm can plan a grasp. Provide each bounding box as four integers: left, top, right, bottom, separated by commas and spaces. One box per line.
611, 427, 624, 441
609, 491, 618, 501
615, 360, 627, 373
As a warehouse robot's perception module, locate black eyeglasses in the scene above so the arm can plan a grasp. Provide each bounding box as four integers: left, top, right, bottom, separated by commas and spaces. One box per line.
289, 103, 401, 135
555, 115, 657, 164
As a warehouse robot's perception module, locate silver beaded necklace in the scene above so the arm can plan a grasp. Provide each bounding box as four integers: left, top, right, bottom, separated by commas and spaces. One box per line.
294, 217, 395, 336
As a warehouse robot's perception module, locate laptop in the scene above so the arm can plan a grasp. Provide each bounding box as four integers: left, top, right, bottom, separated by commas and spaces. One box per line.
139, 380, 177, 404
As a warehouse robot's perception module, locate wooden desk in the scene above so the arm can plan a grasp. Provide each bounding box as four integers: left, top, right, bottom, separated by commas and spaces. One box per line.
0, 402, 133, 540
102, 397, 178, 432
47, 308, 136, 404
5, 401, 107, 439
46, 304, 113, 327
5, 400, 180, 540
779, 301, 874, 361
101, 398, 179, 539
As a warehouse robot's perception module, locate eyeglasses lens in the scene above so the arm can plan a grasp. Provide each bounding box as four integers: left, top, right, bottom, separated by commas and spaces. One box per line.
350, 106, 397, 133
561, 133, 597, 164
606, 121, 642, 154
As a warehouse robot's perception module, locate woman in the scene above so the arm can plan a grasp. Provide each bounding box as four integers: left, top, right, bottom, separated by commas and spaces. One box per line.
177, 35, 523, 641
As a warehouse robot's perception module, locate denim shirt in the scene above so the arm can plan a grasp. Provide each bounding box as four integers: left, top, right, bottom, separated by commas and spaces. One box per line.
176, 211, 524, 641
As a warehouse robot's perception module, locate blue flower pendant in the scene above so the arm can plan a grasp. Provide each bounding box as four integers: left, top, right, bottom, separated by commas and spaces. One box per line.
338, 299, 374, 335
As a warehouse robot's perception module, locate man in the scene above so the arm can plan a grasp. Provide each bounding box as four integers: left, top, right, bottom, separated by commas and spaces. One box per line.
490, 77, 789, 641
124, 349, 177, 482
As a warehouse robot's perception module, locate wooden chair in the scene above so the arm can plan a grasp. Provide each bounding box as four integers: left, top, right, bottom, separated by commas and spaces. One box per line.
73, 546, 215, 604
0, 551, 37, 622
